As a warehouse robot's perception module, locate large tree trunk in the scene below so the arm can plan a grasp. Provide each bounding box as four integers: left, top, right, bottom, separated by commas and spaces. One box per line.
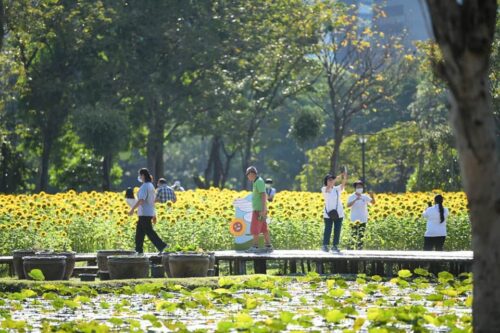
37, 134, 53, 192
241, 134, 253, 190
102, 153, 112, 191
0, 0, 4, 51
329, 120, 343, 175
146, 115, 165, 181
425, 0, 499, 330
0, 142, 8, 193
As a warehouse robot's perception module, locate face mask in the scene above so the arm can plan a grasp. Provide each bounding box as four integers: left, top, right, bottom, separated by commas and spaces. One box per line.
356, 188, 363, 194
266, 184, 271, 189
137, 176, 142, 183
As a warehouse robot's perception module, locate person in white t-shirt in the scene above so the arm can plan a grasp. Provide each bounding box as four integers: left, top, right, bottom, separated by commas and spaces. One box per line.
422, 194, 449, 251
346, 180, 375, 250
321, 170, 348, 252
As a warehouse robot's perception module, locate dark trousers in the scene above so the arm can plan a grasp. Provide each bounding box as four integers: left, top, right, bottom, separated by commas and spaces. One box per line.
135, 216, 167, 254
348, 223, 366, 250
423, 236, 446, 251
323, 217, 343, 247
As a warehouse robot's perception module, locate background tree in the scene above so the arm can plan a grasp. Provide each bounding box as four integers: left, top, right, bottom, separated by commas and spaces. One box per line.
217, 0, 323, 188
310, 1, 413, 174
73, 104, 128, 190
424, 0, 499, 330
4, 0, 109, 191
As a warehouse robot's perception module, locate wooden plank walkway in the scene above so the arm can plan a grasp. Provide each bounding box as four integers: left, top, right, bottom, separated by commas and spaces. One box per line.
0, 250, 473, 277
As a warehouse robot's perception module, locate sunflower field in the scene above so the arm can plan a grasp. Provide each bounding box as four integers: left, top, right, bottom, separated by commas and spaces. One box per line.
0, 189, 470, 255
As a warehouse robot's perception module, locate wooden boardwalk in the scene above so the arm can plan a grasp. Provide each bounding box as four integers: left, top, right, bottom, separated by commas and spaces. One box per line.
0, 250, 473, 277
214, 250, 473, 276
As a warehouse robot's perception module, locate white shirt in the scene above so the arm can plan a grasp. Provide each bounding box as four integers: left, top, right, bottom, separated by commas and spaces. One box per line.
347, 193, 372, 223
322, 185, 344, 219
423, 205, 449, 237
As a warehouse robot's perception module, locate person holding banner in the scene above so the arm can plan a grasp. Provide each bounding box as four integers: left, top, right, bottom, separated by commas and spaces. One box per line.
245, 166, 273, 253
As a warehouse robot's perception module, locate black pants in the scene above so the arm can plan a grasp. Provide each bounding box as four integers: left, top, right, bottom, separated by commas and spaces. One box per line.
348, 223, 366, 250
135, 216, 167, 254
423, 236, 446, 251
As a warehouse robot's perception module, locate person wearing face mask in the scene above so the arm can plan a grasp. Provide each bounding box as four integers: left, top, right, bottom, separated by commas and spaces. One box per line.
265, 179, 277, 202
346, 180, 375, 250
128, 168, 167, 255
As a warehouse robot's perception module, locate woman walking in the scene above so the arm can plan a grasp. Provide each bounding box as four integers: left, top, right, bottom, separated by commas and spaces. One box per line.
422, 194, 449, 251
128, 168, 167, 255
322, 169, 348, 252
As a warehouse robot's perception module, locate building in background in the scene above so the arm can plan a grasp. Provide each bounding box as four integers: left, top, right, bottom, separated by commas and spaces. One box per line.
343, 0, 431, 48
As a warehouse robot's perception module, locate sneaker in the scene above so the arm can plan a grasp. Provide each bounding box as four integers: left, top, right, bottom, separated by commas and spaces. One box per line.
158, 245, 168, 255
264, 245, 274, 253
246, 246, 259, 253
331, 246, 340, 253
321, 245, 329, 252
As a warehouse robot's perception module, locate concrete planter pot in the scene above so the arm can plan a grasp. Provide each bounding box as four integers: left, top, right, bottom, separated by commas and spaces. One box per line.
23, 256, 67, 281
96, 250, 136, 273
207, 252, 216, 277
12, 250, 36, 279
35, 251, 76, 280
107, 255, 150, 279
168, 252, 210, 278
161, 252, 175, 278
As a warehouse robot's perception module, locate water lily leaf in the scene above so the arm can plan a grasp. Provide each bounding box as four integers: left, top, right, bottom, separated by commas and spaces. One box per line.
397, 269, 412, 279
279, 311, 295, 324
235, 313, 254, 329
353, 317, 365, 330
426, 293, 444, 302
329, 288, 345, 298
109, 318, 123, 326
216, 321, 234, 332
414, 268, 430, 276
244, 297, 259, 310
28, 269, 45, 281
325, 309, 345, 323
440, 289, 458, 297
371, 275, 382, 282
438, 271, 455, 284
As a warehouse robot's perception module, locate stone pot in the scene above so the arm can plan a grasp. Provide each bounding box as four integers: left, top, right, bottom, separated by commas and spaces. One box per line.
161, 252, 175, 278
107, 255, 149, 280
12, 250, 36, 279
23, 255, 67, 281
168, 252, 209, 278
36, 251, 76, 280
96, 250, 136, 273
207, 252, 216, 277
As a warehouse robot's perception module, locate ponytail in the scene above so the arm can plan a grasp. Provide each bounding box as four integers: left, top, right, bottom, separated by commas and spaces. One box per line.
139, 168, 153, 183
435, 195, 445, 223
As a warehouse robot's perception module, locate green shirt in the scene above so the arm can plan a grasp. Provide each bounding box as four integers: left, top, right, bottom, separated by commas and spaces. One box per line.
252, 177, 266, 211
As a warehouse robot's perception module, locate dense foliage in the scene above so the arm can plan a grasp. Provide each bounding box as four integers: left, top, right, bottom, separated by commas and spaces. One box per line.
1, 1, 489, 193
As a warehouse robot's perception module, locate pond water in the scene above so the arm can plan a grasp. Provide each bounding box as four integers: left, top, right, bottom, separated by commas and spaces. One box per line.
0, 271, 472, 332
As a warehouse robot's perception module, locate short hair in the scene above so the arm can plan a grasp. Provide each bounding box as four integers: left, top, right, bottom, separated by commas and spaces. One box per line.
323, 174, 335, 186
246, 166, 258, 175
158, 178, 167, 185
